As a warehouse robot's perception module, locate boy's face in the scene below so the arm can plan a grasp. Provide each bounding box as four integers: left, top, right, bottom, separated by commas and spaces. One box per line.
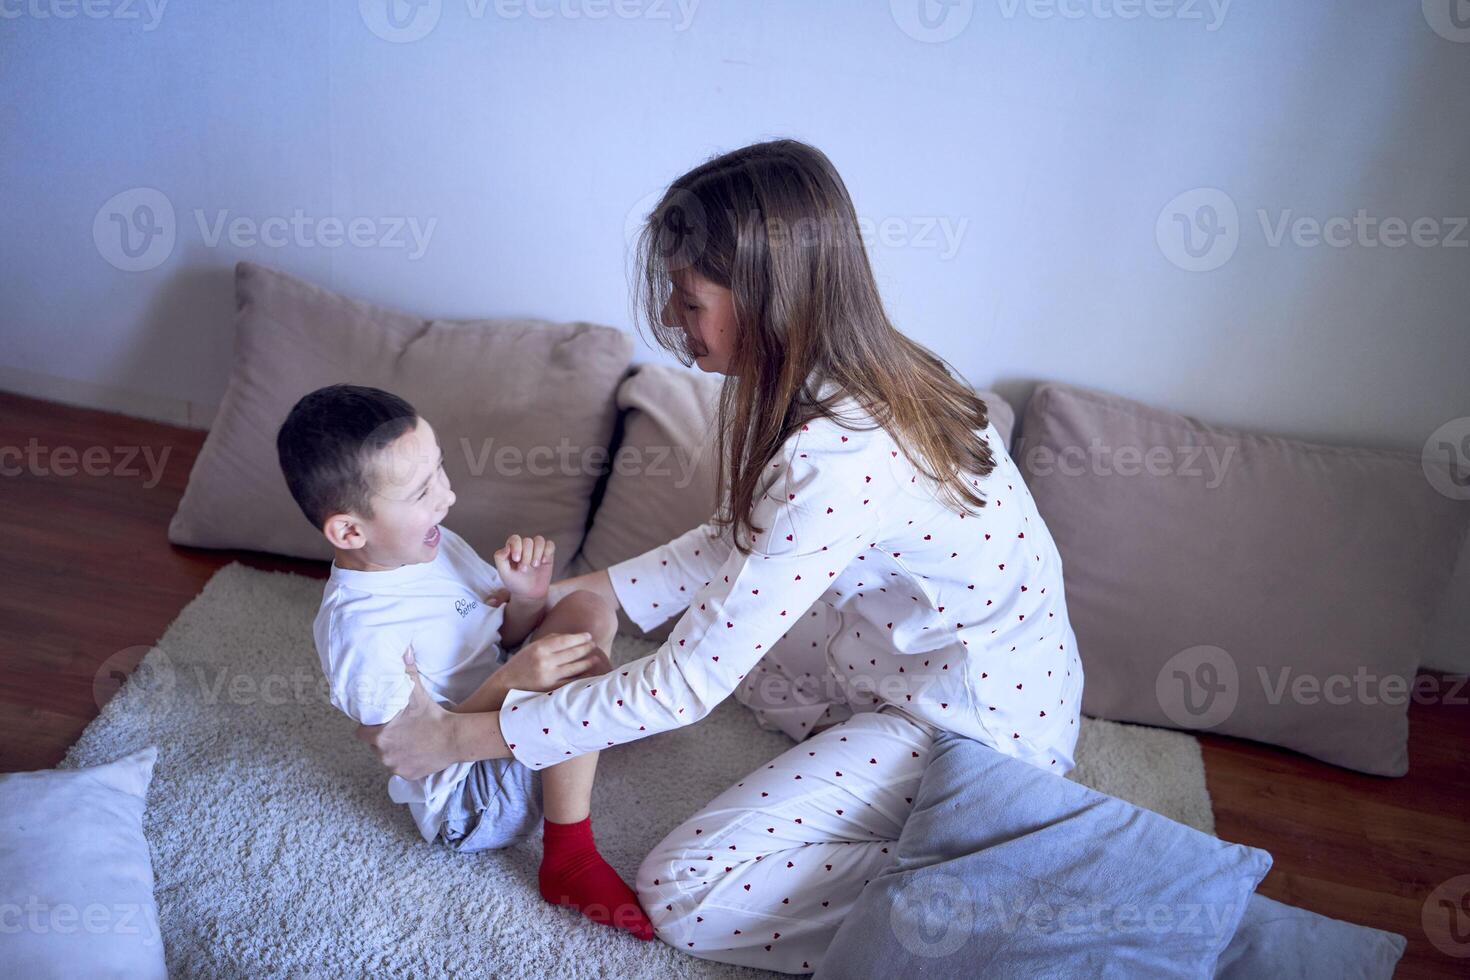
326, 417, 456, 571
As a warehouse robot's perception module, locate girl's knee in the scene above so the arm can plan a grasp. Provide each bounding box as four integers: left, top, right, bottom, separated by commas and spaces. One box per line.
636, 850, 691, 939
636, 837, 683, 898
635, 827, 730, 932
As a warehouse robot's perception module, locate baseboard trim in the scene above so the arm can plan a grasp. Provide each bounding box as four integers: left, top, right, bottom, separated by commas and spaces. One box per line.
0, 365, 217, 430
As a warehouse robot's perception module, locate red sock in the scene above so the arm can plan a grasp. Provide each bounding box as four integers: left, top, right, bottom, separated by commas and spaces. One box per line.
539, 816, 655, 941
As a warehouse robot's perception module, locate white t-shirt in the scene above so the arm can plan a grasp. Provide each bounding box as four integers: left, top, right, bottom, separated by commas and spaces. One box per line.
313, 525, 508, 842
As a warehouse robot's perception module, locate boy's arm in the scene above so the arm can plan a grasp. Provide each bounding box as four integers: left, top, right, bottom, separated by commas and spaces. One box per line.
497, 593, 545, 650
487, 531, 554, 648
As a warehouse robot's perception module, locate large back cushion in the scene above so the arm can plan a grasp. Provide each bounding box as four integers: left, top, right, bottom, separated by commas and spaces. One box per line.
575, 364, 725, 589
169, 262, 633, 577
1016, 381, 1470, 775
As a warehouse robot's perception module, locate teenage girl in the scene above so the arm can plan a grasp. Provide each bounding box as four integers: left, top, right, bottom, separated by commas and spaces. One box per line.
362, 139, 1083, 974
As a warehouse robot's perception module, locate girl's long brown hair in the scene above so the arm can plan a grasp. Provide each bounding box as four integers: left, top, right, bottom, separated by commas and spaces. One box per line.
632, 139, 996, 553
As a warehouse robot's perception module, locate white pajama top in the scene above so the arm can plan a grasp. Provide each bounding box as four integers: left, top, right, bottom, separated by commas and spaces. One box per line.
499, 388, 1085, 774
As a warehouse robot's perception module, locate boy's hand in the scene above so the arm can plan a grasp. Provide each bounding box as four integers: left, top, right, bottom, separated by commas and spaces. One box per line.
496, 631, 612, 693
493, 533, 555, 601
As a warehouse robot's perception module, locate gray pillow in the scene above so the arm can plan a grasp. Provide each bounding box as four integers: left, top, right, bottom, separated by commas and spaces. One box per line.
1214, 894, 1405, 980
0, 748, 167, 979
815, 730, 1273, 979
168, 262, 634, 578
572, 365, 1016, 638
1015, 381, 1470, 775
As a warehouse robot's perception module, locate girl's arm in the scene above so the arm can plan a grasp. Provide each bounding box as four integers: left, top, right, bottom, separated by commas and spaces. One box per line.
359, 532, 727, 778
449, 709, 512, 763
362, 428, 875, 778
551, 520, 733, 631
354, 668, 515, 776
356, 632, 606, 778
497, 428, 877, 771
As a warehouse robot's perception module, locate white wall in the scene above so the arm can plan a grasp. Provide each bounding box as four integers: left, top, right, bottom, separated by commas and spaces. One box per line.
2, 0, 1467, 450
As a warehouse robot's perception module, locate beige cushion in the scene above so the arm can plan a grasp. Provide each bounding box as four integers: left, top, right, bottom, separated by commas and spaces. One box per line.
168, 262, 634, 577
577, 364, 723, 577
571, 364, 722, 638
1015, 381, 1470, 776
574, 364, 1016, 638
984, 390, 1017, 452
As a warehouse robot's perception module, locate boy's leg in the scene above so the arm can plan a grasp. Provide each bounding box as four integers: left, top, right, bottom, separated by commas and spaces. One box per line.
523, 590, 655, 940
523, 588, 618, 822
540, 750, 595, 823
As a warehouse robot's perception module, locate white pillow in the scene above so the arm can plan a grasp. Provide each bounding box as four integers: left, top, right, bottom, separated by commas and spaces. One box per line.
0, 747, 166, 979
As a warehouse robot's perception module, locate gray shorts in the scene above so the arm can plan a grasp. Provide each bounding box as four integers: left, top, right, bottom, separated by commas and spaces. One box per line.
437, 641, 544, 852
437, 756, 543, 853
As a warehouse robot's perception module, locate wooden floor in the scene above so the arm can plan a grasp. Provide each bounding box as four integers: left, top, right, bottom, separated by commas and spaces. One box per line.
1, 390, 1465, 978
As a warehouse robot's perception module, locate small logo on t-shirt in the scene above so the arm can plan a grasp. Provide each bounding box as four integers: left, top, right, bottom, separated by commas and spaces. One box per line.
454, 598, 478, 618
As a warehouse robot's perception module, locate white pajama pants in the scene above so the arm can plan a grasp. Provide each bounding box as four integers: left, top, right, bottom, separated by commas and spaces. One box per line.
636, 705, 939, 974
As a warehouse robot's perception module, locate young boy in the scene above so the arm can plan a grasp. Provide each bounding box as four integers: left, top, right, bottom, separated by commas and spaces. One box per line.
276, 383, 653, 940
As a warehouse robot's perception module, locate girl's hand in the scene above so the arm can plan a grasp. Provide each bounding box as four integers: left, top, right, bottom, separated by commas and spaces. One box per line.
355, 649, 461, 780
493, 533, 555, 601
495, 631, 612, 693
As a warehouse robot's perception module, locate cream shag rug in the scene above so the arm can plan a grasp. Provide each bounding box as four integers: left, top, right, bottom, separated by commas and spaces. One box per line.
64, 563, 1215, 978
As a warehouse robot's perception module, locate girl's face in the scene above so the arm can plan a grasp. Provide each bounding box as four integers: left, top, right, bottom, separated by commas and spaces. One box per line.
663, 270, 737, 375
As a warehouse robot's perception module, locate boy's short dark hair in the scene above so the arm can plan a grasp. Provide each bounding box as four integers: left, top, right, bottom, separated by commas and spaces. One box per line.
276, 384, 419, 531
